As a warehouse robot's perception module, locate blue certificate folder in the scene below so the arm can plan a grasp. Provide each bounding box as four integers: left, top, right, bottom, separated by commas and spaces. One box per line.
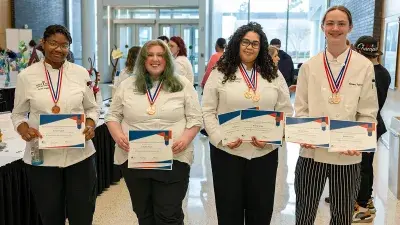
129, 130, 173, 170
39, 114, 85, 148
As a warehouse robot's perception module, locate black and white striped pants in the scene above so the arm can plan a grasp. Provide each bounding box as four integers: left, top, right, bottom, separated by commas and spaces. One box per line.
294, 157, 361, 225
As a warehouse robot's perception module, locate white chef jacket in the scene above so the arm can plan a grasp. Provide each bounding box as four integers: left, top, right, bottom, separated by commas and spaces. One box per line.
104, 75, 202, 165
202, 67, 293, 159
294, 48, 378, 165
114, 68, 133, 87
175, 56, 194, 84
11, 60, 100, 167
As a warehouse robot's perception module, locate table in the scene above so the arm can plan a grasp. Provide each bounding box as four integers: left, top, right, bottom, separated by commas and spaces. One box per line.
0, 122, 122, 224
0, 87, 15, 113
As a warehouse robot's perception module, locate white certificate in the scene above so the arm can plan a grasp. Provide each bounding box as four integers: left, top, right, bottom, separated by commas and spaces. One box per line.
329, 120, 376, 152
241, 110, 284, 145
285, 117, 330, 148
218, 110, 242, 146
128, 130, 173, 170
39, 114, 86, 149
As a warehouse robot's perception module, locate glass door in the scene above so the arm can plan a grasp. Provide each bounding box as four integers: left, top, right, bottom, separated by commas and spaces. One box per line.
116, 24, 154, 70
159, 25, 181, 37
181, 25, 199, 81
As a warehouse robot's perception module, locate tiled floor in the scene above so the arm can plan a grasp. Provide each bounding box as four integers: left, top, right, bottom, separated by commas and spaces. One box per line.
93, 88, 400, 225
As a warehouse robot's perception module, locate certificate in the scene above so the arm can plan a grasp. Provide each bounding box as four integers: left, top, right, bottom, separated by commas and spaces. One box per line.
39, 114, 85, 149
128, 130, 173, 170
241, 110, 284, 145
329, 120, 376, 152
285, 117, 330, 148
218, 110, 242, 146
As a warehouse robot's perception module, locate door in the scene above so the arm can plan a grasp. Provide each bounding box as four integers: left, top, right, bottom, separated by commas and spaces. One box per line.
181, 25, 199, 81
116, 24, 154, 70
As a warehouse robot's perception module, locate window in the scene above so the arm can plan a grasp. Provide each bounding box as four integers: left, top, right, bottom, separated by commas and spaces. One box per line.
160, 9, 199, 19
114, 9, 156, 19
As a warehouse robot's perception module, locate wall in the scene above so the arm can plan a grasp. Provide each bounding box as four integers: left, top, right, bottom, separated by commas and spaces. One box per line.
329, 0, 382, 44
0, 0, 12, 48
13, 0, 67, 41
382, 0, 400, 89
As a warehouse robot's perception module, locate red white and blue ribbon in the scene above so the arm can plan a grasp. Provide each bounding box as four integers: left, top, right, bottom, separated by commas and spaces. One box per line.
44, 63, 63, 105
323, 49, 352, 94
239, 63, 257, 92
146, 81, 163, 106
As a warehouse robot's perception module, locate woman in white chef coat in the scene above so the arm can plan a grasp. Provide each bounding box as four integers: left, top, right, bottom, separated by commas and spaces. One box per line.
11, 25, 99, 225
105, 39, 202, 225
294, 6, 378, 225
168, 36, 195, 84
202, 22, 293, 225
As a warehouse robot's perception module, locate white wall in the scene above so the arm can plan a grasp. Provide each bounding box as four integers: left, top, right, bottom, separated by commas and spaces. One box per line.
101, 0, 198, 7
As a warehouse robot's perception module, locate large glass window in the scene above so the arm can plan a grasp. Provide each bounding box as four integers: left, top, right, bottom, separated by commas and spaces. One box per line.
211, 0, 328, 65
160, 9, 199, 19
68, 0, 82, 66
114, 9, 156, 19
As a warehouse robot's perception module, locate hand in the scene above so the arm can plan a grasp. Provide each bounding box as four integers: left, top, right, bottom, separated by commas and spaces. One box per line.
226, 138, 242, 149
20, 127, 42, 142
82, 126, 95, 141
300, 143, 316, 149
340, 150, 361, 156
250, 136, 269, 149
289, 85, 297, 93
172, 136, 191, 154
115, 133, 129, 152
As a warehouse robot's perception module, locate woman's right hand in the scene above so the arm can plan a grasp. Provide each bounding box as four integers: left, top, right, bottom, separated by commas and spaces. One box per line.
18, 123, 42, 142
300, 143, 316, 149
226, 138, 242, 149
115, 133, 129, 152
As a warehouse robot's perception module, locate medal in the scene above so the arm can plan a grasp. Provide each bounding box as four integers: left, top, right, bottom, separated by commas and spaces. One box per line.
252, 92, 260, 102
323, 49, 352, 104
44, 62, 63, 114
239, 63, 258, 101
146, 105, 156, 115
146, 81, 163, 116
244, 89, 253, 99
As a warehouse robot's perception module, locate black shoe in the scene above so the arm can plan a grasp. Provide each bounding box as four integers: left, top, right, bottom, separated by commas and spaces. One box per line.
200, 129, 208, 137
325, 197, 330, 203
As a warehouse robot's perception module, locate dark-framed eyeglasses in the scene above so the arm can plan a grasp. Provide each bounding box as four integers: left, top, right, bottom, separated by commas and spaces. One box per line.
241, 39, 260, 49
45, 40, 70, 50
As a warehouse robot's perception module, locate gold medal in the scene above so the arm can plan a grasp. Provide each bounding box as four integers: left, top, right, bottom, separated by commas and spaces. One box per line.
252, 92, 260, 102
147, 105, 156, 115
329, 94, 341, 104
244, 90, 253, 99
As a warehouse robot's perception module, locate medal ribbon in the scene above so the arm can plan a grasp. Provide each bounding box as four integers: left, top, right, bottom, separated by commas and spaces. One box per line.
146, 81, 163, 106
239, 64, 257, 92
323, 49, 352, 94
44, 62, 63, 105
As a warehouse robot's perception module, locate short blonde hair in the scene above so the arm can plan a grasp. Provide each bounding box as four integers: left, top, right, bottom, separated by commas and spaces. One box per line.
268, 46, 278, 57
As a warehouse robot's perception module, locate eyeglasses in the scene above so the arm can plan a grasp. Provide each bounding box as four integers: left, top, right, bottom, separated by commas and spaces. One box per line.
46, 40, 70, 50
241, 39, 260, 49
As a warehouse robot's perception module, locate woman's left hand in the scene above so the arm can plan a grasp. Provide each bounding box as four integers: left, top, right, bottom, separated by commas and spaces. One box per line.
172, 136, 190, 154
251, 136, 271, 149
340, 150, 361, 156
83, 126, 95, 141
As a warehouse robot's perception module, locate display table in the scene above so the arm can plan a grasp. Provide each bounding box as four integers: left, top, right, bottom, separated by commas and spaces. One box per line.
0, 87, 15, 113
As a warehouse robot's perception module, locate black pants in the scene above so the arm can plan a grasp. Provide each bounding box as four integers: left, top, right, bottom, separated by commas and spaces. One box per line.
210, 144, 278, 225
295, 157, 361, 225
27, 155, 97, 225
357, 152, 375, 207
121, 160, 190, 225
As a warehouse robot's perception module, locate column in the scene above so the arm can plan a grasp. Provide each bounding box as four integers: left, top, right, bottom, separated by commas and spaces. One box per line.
81, 0, 96, 69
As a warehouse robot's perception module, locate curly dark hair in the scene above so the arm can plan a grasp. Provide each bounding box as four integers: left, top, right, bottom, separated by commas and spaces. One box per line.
216, 22, 277, 84
43, 24, 72, 44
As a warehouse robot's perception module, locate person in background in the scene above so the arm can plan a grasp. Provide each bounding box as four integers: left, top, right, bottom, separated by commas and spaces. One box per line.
270, 38, 295, 87
28, 40, 44, 66
268, 45, 280, 67
294, 6, 378, 225
169, 36, 195, 84
157, 35, 169, 44
105, 39, 202, 225
202, 22, 293, 225
114, 46, 141, 87
11, 24, 99, 225
67, 50, 75, 63
201, 38, 226, 88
